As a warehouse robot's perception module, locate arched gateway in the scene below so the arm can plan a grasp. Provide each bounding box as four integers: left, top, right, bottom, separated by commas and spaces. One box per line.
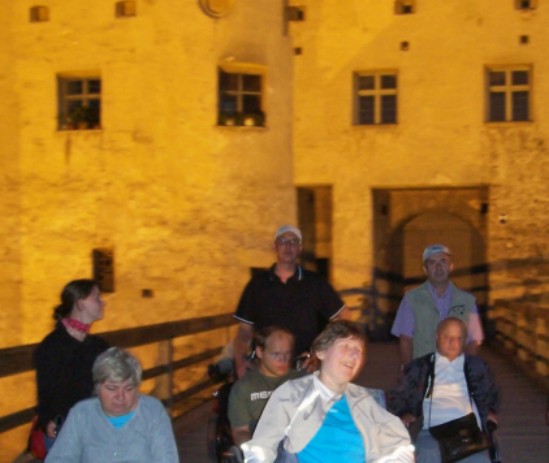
371, 186, 489, 339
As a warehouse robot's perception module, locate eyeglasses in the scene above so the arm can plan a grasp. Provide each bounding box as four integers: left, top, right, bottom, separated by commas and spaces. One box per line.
266, 351, 292, 361
276, 238, 301, 247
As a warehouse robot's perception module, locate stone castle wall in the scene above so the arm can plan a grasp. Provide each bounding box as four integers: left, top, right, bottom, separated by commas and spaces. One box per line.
0, 0, 296, 348
290, 0, 549, 301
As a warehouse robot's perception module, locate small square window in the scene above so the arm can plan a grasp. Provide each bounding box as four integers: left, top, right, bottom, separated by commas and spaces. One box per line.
354, 71, 398, 125
395, 0, 415, 15
58, 76, 102, 130
286, 5, 306, 21
30, 5, 49, 22
515, 0, 536, 9
116, 0, 137, 18
218, 68, 265, 127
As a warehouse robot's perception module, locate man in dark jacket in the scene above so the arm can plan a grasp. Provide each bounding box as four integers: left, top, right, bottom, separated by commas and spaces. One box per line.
387, 317, 499, 463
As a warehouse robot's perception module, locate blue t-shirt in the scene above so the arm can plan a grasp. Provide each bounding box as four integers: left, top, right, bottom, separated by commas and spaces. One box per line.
106, 410, 135, 428
297, 395, 365, 463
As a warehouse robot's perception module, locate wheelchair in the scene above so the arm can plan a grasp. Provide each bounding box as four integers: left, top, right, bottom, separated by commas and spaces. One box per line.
487, 420, 502, 463
205, 351, 311, 463
206, 356, 387, 463
206, 360, 235, 463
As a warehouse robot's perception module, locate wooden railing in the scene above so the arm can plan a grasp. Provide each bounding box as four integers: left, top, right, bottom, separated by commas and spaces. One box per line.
491, 299, 549, 385
2, 294, 547, 437
0, 313, 236, 434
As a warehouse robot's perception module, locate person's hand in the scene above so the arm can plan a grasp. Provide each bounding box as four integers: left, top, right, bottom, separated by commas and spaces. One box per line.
46, 420, 57, 439
400, 413, 417, 428
296, 352, 318, 372
487, 411, 498, 424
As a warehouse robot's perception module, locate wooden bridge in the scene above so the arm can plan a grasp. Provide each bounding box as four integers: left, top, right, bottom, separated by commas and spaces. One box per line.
1, 298, 548, 462
174, 341, 549, 463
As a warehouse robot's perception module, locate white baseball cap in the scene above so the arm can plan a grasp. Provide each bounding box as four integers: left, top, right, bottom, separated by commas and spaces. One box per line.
422, 244, 452, 262
274, 225, 302, 242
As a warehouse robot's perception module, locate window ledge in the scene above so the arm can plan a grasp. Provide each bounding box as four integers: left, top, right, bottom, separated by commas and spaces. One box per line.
216, 124, 268, 131
57, 128, 103, 133
352, 123, 399, 128
485, 120, 533, 126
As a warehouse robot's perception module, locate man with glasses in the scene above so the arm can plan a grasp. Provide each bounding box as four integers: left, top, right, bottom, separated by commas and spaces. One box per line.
233, 225, 346, 378
228, 327, 301, 445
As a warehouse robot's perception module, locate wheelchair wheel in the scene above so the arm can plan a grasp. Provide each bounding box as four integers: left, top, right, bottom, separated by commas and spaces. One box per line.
220, 445, 244, 463
206, 413, 219, 463
206, 412, 235, 463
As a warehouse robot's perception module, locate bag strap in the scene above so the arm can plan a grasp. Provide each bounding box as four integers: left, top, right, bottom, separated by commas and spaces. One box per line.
427, 354, 474, 427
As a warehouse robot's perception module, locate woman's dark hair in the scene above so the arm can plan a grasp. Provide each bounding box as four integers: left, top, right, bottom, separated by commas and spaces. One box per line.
53, 279, 98, 321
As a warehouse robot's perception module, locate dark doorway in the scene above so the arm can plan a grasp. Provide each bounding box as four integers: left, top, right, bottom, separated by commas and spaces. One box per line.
297, 186, 333, 281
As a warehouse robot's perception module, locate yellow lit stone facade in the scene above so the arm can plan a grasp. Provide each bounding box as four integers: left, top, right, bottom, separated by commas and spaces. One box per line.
290, 0, 549, 319
0, 1, 295, 348
2, 0, 549, 458
1, 1, 295, 459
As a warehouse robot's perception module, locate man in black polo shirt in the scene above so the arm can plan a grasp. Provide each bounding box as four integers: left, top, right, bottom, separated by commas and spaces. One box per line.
233, 225, 346, 378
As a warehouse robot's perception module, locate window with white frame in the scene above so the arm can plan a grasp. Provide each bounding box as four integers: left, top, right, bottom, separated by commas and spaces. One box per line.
218, 64, 265, 127
354, 72, 398, 125
486, 67, 531, 123
58, 76, 101, 130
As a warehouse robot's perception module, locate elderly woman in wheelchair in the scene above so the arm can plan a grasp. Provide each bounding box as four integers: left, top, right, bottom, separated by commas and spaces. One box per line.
240, 320, 414, 463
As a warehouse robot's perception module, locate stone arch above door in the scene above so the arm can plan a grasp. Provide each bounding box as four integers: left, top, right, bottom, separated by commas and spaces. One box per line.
371, 186, 489, 337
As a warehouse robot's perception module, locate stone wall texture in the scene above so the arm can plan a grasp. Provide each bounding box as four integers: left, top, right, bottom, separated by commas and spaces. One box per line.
1, 0, 295, 348
290, 0, 549, 302
1, 2, 294, 457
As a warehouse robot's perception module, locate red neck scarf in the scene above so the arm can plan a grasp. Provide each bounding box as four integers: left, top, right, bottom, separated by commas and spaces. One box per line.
62, 318, 91, 334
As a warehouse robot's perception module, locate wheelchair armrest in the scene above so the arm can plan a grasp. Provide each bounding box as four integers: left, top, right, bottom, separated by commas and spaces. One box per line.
486, 419, 498, 433
224, 445, 244, 463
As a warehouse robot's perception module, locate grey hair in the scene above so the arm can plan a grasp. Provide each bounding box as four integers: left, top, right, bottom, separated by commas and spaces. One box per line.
92, 347, 142, 388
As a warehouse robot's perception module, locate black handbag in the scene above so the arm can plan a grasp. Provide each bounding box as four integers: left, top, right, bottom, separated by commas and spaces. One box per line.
429, 412, 490, 463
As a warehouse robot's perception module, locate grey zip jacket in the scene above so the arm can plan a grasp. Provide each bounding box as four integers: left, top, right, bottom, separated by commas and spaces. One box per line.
242, 373, 414, 463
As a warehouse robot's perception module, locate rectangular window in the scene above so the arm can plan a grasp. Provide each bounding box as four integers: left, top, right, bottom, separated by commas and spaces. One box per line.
515, 0, 536, 9
486, 67, 531, 122
93, 248, 115, 293
354, 71, 398, 125
58, 76, 101, 130
218, 66, 265, 127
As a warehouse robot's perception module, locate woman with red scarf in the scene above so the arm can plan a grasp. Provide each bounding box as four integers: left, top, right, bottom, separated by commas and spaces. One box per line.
33, 279, 109, 455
